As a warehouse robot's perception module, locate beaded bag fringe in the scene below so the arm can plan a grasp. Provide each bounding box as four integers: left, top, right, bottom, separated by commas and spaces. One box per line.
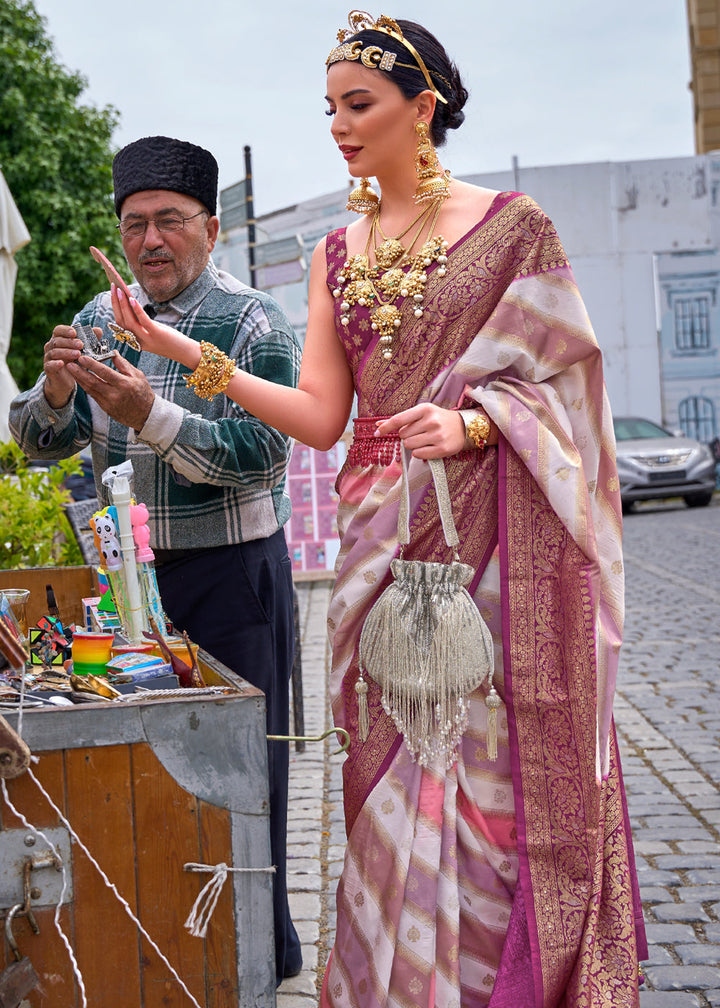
358, 555, 496, 767
357, 450, 500, 767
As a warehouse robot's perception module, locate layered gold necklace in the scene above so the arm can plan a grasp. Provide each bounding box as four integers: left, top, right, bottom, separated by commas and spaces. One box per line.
333, 197, 449, 360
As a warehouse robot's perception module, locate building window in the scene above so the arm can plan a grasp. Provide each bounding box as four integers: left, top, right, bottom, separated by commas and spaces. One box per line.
674, 296, 711, 351
678, 396, 716, 441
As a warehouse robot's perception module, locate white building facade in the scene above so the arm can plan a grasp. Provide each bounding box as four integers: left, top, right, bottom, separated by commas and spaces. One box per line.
216, 154, 720, 443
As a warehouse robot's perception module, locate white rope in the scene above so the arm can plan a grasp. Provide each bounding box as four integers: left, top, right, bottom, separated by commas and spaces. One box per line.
19, 765, 204, 1008
183, 862, 276, 938
1, 776, 88, 1008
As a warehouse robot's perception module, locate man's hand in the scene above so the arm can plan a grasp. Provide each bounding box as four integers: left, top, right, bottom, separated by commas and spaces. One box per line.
67, 352, 155, 432
42, 325, 84, 409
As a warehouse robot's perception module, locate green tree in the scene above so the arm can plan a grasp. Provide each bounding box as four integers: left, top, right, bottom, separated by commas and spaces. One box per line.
0, 440, 82, 568
0, 0, 127, 391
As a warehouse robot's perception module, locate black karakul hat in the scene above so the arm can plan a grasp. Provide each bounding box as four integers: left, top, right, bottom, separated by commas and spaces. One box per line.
112, 136, 218, 217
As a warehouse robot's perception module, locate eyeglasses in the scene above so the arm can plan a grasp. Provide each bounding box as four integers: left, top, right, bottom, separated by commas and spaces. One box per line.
116, 210, 207, 238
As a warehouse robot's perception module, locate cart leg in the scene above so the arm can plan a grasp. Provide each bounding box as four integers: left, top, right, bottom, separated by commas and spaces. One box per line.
0, 957, 39, 1008
291, 587, 305, 752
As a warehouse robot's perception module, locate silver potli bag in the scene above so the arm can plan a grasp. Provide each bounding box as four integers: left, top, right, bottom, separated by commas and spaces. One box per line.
357, 448, 501, 768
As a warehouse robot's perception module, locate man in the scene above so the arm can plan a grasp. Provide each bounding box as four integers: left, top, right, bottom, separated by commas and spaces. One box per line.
9, 135, 303, 984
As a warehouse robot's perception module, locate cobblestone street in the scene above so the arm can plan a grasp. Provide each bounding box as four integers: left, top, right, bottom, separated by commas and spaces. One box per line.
616, 498, 720, 1006
278, 496, 720, 1006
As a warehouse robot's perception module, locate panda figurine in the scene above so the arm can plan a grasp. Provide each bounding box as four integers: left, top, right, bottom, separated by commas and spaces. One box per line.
91, 513, 122, 571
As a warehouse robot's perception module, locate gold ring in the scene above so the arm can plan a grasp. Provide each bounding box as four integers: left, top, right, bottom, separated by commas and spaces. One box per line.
108, 322, 141, 351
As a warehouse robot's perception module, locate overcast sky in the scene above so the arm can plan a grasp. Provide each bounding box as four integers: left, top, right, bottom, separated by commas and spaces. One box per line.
32, 0, 695, 217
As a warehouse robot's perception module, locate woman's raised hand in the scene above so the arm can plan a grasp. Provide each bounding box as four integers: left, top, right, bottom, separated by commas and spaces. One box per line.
89, 245, 196, 367
110, 285, 196, 366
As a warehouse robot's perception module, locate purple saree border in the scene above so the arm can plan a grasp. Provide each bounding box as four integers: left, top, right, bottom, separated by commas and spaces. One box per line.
468, 527, 499, 597
493, 436, 543, 1007
614, 720, 650, 962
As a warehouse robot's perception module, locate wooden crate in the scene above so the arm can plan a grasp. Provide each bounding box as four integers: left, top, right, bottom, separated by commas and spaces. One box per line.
0, 568, 276, 1007
0, 566, 98, 630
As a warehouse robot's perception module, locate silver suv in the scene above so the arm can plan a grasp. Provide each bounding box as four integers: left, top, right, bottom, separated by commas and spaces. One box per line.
613, 416, 716, 512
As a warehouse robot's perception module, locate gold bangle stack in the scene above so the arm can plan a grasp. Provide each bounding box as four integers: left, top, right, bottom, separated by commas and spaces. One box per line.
184, 341, 237, 400
460, 408, 491, 450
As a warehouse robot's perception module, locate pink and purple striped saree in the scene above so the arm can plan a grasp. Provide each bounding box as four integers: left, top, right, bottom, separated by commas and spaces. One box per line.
321, 192, 646, 1007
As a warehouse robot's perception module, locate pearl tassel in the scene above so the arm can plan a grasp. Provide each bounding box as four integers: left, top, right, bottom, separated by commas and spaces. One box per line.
485, 685, 501, 761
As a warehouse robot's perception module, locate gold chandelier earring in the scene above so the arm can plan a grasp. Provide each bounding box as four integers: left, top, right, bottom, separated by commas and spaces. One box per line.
346, 177, 380, 215
414, 122, 451, 204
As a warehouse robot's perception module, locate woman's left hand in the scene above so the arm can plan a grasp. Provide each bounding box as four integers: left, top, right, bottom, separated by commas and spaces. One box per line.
111, 285, 195, 366
376, 404, 466, 459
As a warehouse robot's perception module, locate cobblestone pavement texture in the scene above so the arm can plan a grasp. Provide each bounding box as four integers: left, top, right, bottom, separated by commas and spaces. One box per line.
277, 495, 720, 1006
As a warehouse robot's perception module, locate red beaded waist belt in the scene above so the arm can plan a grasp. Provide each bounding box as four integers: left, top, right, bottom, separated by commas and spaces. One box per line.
346, 416, 401, 467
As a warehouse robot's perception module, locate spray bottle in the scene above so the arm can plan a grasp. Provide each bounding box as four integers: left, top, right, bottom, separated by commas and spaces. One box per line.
130, 502, 166, 634
110, 476, 145, 646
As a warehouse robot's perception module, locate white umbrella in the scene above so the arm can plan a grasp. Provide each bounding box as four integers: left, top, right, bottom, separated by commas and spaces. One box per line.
0, 166, 31, 441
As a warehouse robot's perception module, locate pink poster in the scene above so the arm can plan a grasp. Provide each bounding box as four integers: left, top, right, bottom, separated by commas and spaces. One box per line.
285, 440, 347, 576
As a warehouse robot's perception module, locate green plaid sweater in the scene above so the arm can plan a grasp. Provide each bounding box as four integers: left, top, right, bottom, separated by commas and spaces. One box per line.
10, 261, 301, 550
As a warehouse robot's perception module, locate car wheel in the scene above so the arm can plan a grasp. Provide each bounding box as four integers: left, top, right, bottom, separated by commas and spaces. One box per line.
621, 500, 634, 515
684, 491, 714, 508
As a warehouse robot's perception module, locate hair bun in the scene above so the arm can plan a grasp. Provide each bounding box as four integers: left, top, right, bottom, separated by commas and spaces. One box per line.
444, 107, 466, 132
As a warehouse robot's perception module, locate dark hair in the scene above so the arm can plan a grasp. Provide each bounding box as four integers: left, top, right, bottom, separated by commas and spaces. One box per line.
347, 20, 468, 146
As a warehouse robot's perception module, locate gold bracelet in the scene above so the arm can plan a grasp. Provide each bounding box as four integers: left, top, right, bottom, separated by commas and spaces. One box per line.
459, 408, 491, 450
184, 341, 237, 400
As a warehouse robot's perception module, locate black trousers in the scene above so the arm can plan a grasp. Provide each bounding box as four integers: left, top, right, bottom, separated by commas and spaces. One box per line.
156, 530, 301, 984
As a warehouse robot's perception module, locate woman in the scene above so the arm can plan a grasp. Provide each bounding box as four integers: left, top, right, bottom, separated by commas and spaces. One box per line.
107, 12, 647, 1005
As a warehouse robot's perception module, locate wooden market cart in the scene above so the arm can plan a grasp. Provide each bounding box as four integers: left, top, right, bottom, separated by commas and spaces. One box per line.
0, 566, 276, 1007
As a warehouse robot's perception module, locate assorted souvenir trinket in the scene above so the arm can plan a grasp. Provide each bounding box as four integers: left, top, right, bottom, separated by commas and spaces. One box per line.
73, 323, 116, 363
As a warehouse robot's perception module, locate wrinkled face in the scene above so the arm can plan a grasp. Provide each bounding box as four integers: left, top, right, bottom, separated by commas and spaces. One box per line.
325, 60, 420, 179
118, 189, 219, 303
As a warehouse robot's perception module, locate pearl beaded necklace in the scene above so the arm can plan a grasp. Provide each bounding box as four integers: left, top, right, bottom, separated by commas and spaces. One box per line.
333, 199, 449, 360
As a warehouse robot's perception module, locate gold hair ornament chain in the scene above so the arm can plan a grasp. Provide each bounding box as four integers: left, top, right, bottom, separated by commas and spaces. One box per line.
326, 11, 448, 105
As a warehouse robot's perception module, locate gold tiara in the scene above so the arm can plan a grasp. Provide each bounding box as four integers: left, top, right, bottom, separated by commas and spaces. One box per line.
326, 10, 448, 105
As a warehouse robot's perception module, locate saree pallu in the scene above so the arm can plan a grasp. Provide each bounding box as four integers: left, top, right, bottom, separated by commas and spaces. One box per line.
321, 192, 647, 1008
